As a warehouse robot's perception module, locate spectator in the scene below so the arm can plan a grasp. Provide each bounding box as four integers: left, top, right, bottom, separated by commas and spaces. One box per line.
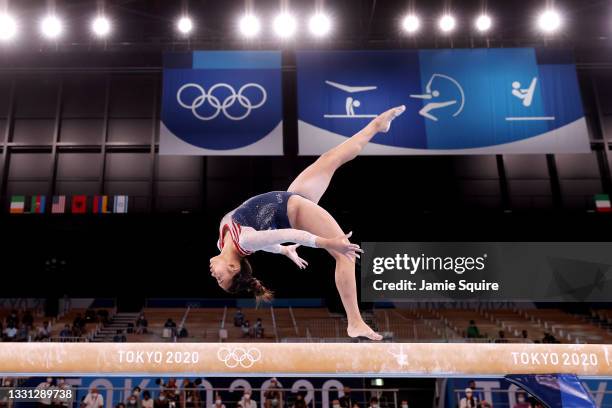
22, 311, 34, 329
141, 391, 153, 408
495, 331, 509, 343
264, 378, 283, 408
136, 314, 149, 334
116, 404, 126, 408
55, 378, 72, 408
400, 401, 408, 408
351, 404, 360, 408
180, 379, 198, 408
6, 311, 18, 328
238, 391, 256, 408
164, 379, 178, 400
194, 379, 207, 404
513, 392, 530, 408
73, 314, 85, 335
211, 393, 226, 408
59, 325, 72, 339
164, 319, 177, 338
36, 378, 53, 408
35, 321, 51, 341
3, 324, 17, 341
521, 330, 532, 343
178, 326, 189, 338
0, 378, 15, 408
339, 387, 352, 408
467, 381, 484, 403
126, 394, 141, 408
367, 397, 379, 408
542, 332, 559, 344
459, 388, 478, 408
466, 320, 480, 338
241, 321, 251, 338
17, 324, 29, 342
113, 330, 127, 342
331, 400, 341, 408
254, 319, 264, 339
293, 394, 306, 408
132, 387, 142, 399
481, 401, 492, 408
234, 309, 245, 327
82, 387, 104, 408
154, 392, 169, 408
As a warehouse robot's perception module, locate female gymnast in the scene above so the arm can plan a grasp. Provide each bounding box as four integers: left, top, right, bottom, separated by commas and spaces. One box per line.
210, 105, 406, 340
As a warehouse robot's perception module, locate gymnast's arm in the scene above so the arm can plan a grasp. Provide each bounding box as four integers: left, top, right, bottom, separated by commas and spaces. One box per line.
240, 228, 362, 260
240, 228, 319, 253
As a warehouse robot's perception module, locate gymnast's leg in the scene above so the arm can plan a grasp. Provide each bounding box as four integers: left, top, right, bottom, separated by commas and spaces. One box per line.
289, 195, 381, 340
287, 105, 405, 203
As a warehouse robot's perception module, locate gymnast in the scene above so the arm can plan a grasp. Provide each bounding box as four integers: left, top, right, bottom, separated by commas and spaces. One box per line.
210, 105, 406, 340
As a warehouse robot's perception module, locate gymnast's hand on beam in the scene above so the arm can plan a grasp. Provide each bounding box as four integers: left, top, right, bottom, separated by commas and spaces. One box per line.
283, 244, 309, 269
317, 232, 363, 262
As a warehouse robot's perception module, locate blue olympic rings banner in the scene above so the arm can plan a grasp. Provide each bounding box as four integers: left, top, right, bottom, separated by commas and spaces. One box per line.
297, 49, 590, 155
160, 51, 283, 155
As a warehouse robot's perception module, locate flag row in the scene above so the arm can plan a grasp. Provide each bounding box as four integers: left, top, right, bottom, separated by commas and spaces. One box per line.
9, 195, 129, 214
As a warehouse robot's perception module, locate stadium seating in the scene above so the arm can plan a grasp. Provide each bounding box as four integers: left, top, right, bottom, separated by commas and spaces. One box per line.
2, 303, 612, 344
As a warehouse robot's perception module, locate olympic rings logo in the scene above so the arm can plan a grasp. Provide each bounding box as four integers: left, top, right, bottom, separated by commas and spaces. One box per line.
177, 83, 267, 121
217, 346, 262, 368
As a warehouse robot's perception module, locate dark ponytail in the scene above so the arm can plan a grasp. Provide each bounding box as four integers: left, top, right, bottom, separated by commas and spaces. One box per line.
227, 258, 274, 304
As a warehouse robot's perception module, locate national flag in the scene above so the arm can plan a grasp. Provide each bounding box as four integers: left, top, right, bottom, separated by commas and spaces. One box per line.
113, 195, 128, 213
93, 195, 110, 214
9, 195, 25, 214
30, 195, 46, 214
595, 194, 611, 213
51, 196, 66, 214
71, 195, 87, 214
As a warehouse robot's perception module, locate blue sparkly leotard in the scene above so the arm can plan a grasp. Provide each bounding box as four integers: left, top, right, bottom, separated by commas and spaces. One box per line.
217, 191, 318, 256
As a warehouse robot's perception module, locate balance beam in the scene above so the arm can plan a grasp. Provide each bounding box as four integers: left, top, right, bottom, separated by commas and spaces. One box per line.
0, 343, 611, 377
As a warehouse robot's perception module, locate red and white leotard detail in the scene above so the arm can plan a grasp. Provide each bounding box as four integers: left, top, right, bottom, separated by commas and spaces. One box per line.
217, 211, 318, 255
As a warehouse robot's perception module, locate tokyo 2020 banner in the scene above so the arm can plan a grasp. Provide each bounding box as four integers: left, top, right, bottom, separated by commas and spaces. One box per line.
297, 49, 590, 155
160, 51, 283, 155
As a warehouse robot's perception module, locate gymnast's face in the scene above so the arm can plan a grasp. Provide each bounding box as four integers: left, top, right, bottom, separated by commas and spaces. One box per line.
209, 255, 240, 290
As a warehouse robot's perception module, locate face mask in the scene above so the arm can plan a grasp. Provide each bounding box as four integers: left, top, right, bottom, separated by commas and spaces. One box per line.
372, 404, 379, 408
244, 395, 250, 400
216, 400, 222, 404
272, 399, 278, 406
333, 405, 340, 408
402, 405, 408, 408
134, 391, 140, 396
159, 396, 166, 401
47, 378, 53, 383
129, 400, 136, 405
518, 397, 525, 403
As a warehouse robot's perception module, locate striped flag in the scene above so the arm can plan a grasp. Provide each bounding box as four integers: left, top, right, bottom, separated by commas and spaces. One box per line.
30, 195, 46, 214
595, 194, 611, 213
113, 195, 129, 213
93, 195, 110, 214
9, 196, 25, 214
51, 196, 66, 214
71, 195, 87, 214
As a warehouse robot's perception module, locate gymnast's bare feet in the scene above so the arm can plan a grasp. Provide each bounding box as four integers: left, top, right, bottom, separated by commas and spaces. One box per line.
372, 105, 406, 133
347, 321, 384, 341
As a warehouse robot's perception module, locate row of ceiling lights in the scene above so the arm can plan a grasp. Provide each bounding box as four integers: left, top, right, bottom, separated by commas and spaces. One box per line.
0, 8, 564, 43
